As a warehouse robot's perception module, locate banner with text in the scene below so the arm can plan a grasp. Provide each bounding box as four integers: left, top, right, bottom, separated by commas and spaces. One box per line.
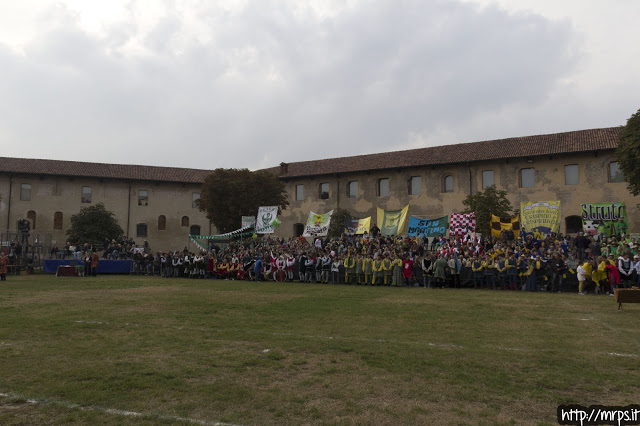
255, 206, 279, 234
581, 203, 628, 237
406, 216, 448, 237
303, 210, 334, 237
377, 205, 409, 236
344, 217, 372, 235
520, 201, 561, 237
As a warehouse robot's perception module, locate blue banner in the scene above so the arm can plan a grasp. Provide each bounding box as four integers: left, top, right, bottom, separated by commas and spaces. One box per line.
407, 216, 448, 237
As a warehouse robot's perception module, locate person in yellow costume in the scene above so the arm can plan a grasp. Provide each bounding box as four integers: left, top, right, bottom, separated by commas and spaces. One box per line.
471, 255, 484, 288
577, 259, 593, 295
343, 252, 355, 284
523, 259, 536, 291
591, 256, 609, 292
382, 254, 393, 286
354, 254, 363, 284
363, 253, 373, 285
372, 255, 384, 286
218, 257, 229, 279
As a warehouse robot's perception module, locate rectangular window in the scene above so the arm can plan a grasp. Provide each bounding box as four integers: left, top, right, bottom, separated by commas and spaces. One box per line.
20, 183, 31, 201
409, 176, 421, 195
81, 186, 92, 203
295, 184, 304, 201
138, 190, 149, 206
319, 183, 329, 199
482, 170, 494, 189
348, 181, 358, 198
564, 164, 579, 185
192, 192, 200, 208
136, 223, 147, 238
378, 178, 389, 197
609, 162, 624, 183
520, 168, 535, 188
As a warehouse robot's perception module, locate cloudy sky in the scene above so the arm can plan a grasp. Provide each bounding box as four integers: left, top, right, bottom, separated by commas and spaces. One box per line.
1, 0, 638, 170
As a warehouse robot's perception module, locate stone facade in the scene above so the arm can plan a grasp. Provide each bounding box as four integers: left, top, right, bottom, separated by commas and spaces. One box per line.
1, 127, 637, 249
0, 174, 211, 252
277, 150, 637, 237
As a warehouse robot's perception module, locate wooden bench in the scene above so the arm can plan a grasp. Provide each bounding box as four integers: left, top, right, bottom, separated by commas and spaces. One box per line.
614, 288, 640, 311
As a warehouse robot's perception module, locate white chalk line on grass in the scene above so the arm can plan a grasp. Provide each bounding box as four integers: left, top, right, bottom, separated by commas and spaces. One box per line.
263, 331, 640, 358
0, 391, 242, 426
65, 320, 638, 360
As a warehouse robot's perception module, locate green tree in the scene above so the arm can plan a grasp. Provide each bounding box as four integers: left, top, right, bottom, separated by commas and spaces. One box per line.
66, 203, 124, 245
327, 208, 353, 238
462, 185, 514, 236
616, 108, 640, 195
198, 169, 289, 234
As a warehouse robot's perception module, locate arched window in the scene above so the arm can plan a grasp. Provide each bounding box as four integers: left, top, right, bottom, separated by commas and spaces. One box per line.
443, 175, 453, 193
190, 225, 201, 235
53, 212, 63, 230
158, 215, 166, 230
27, 210, 36, 230
181, 216, 189, 227
136, 223, 148, 238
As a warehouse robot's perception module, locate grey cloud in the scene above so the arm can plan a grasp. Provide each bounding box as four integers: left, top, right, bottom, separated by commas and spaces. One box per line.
0, 1, 581, 169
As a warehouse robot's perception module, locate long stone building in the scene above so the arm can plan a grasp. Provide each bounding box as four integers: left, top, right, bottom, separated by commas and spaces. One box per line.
0, 126, 636, 251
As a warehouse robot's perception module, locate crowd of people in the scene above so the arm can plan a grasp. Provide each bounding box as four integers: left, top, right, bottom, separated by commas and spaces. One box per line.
44, 229, 640, 295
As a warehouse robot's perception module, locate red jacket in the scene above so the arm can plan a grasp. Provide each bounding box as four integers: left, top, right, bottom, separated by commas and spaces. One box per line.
402, 259, 413, 278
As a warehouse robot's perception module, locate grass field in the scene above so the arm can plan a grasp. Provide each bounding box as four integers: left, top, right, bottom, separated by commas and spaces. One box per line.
0, 274, 638, 425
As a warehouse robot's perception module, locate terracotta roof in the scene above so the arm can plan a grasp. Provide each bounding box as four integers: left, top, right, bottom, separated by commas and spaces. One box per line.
0, 157, 212, 183
0, 127, 622, 182
273, 127, 622, 178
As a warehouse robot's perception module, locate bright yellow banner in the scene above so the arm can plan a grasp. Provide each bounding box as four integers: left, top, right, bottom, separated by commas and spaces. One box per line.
490, 213, 520, 238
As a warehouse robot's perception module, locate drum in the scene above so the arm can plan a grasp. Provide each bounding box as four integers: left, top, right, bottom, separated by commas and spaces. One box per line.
276, 269, 286, 282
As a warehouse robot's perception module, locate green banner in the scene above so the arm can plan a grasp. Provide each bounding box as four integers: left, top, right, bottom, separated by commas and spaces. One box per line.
377, 205, 409, 236
581, 203, 628, 237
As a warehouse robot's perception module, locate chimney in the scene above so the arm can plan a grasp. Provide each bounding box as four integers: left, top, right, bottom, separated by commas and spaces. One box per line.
279, 162, 288, 176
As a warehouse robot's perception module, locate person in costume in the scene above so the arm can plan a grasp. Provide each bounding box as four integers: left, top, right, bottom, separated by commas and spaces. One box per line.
577, 259, 593, 295
1, 251, 9, 281
372, 255, 383, 286
354, 254, 363, 285
522, 259, 536, 291
285, 253, 295, 282
471, 255, 484, 289
506, 253, 518, 290
421, 254, 434, 288
382, 254, 392, 286
402, 255, 413, 286
331, 256, 342, 284
433, 254, 448, 288
391, 254, 403, 286
363, 253, 373, 285
344, 252, 355, 284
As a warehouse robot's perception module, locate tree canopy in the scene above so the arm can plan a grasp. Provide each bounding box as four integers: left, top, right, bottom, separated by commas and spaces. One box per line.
327, 208, 353, 238
462, 185, 514, 236
616, 108, 640, 195
66, 203, 124, 245
198, 168, 289, 234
